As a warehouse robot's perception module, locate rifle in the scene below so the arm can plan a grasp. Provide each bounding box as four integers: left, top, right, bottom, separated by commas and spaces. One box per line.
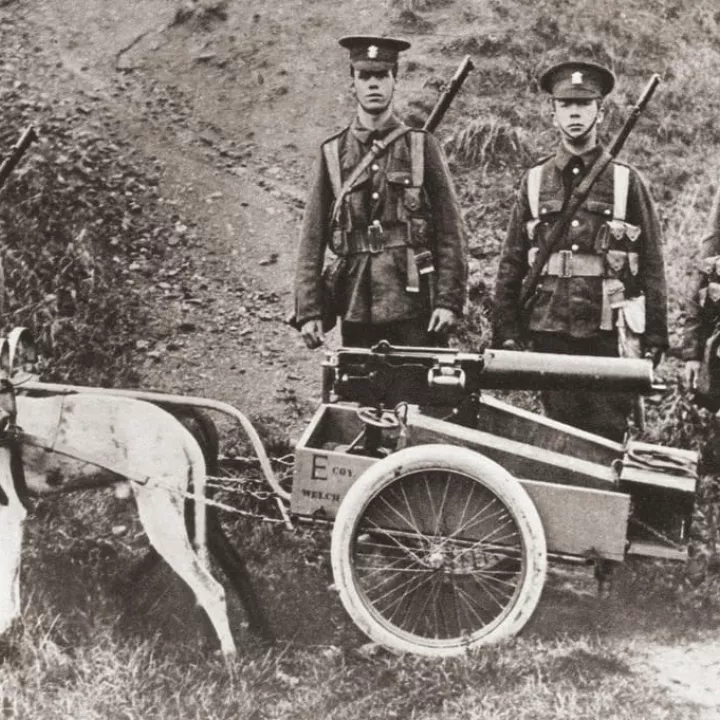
518, 74, 661, 312
424, 55, 475, 133
0, 126, 38, 191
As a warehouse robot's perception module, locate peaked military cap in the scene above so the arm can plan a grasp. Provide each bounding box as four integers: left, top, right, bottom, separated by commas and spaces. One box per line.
539, 61, 615, 100
339, 35, 411, 71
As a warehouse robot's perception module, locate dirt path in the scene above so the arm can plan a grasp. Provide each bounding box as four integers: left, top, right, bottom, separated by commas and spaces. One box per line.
629, 641, 720, 717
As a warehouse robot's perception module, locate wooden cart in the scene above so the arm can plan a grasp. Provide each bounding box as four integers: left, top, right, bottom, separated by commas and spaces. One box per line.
12, 331, 698, 658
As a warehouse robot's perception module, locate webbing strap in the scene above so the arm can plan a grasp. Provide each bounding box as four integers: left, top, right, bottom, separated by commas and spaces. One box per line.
410, 131, 424, 187
330, 126, 411, 225
527, 165, 542, 220
20, 430, 147, 486
322, 138, 342, 198
613, 163, 630, 221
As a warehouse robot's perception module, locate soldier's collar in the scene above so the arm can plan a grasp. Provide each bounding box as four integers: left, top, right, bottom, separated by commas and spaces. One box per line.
553, 143, 604, 171
350, 114, 404, 144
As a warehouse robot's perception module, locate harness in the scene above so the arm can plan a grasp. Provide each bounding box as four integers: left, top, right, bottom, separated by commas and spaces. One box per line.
526, 161, 646, 335
323, 128, 432, 294
526, 161, 631, 278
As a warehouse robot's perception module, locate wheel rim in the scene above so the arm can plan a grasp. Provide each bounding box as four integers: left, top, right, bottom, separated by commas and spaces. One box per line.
350, 468, 527, 647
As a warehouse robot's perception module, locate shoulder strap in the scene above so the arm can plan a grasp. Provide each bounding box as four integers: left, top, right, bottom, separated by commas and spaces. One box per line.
613, 163, 630, 221
527, 164, 543, 220
322, 138, 342, 198
410, 130, 425, 187
331, 125, 411, 225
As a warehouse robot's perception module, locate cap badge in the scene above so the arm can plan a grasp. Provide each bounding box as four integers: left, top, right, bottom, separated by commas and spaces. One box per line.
367, 45, 378, 59
571, 71, 583, 85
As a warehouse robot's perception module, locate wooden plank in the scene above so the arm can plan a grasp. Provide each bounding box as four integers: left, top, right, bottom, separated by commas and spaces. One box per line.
627, 541, 687, 562
519, 479, 630, 561
407, 410, 618, 491
477, 394, 624, 467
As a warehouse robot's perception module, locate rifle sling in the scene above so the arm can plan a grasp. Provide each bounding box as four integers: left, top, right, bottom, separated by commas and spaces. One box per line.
330, 125, 412, 226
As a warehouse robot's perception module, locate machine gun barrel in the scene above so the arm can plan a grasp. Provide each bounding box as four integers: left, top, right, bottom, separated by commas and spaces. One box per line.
326, 344, 655, 407
479, 349, 653, 391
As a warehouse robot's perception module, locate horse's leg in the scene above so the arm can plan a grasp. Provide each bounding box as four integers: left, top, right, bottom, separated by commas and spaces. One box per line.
206, 506, 274, 641
132, 481, 237, 658
0, 460, 26, 647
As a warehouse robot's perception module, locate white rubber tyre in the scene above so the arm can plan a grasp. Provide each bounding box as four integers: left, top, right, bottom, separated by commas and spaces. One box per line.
331, 444, 547, 657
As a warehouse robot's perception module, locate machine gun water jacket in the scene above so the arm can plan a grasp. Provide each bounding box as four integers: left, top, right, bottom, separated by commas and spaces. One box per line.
494, 144, 668, 351
294, 114, 467, 329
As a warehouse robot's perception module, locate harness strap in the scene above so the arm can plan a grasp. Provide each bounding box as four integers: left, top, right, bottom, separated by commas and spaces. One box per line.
406, 130, 427, 294
528, 165, 543, 220
20, 430, 150, 486
410, 130, 424, 187
613, 163, 630, 222
322, 138, 342, 198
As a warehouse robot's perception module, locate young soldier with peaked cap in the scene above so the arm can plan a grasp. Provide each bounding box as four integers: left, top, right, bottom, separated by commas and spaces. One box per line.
294, 35, 467, 350
493, 61, 668, 442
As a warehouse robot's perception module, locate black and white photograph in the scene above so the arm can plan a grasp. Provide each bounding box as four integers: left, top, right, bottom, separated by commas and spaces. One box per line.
0, 0, 718, 717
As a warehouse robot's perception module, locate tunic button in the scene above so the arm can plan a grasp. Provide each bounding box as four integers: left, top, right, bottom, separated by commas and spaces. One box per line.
571, 244, 579, 251
572, 167, 580, 175
571, 219, 580, 227
371, 163, 379, 172
371, 192, 379, 200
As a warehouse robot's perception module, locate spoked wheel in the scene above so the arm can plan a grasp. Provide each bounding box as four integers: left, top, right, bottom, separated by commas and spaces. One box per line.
330, 444, 547, 657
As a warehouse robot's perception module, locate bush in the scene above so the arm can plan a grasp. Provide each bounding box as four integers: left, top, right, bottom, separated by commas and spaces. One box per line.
0, 88, 177, 386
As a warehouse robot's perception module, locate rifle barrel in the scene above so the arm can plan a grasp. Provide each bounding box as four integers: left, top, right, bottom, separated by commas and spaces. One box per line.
423, 56, 474, 133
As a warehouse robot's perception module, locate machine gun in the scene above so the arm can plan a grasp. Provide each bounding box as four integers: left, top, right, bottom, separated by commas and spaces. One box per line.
323, 341, 659, 411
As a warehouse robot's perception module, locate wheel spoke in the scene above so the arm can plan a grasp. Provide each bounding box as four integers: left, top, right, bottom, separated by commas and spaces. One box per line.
374, 492, 428, 540
377, 569, 437, 624
358, 518, 427, 565
335, 454, 547, 653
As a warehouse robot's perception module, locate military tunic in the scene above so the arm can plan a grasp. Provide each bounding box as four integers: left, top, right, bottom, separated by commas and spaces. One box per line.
294, 114, 466, 344
682, 186, 720, 361
493, 144, 668, 441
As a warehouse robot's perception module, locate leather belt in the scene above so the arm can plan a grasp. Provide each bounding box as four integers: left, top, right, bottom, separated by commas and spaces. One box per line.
543, 250, 605, 278
345, 225, 408, 255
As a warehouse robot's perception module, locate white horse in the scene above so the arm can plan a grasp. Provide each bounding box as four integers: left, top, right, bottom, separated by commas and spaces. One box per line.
0, 383, 238, 658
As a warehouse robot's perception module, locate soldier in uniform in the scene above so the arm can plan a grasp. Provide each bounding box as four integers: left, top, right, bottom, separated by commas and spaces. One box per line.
493, 61, 668, 442
683, 186, 720, 389
293, 35, 467, 350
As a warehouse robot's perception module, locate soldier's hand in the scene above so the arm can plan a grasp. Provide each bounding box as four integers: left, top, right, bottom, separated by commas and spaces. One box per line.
644, 347, 663, 368
428, 308, 457, 334
300, 319, 325, 350
501, 339, 521, 351
684, 360, 701, 389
